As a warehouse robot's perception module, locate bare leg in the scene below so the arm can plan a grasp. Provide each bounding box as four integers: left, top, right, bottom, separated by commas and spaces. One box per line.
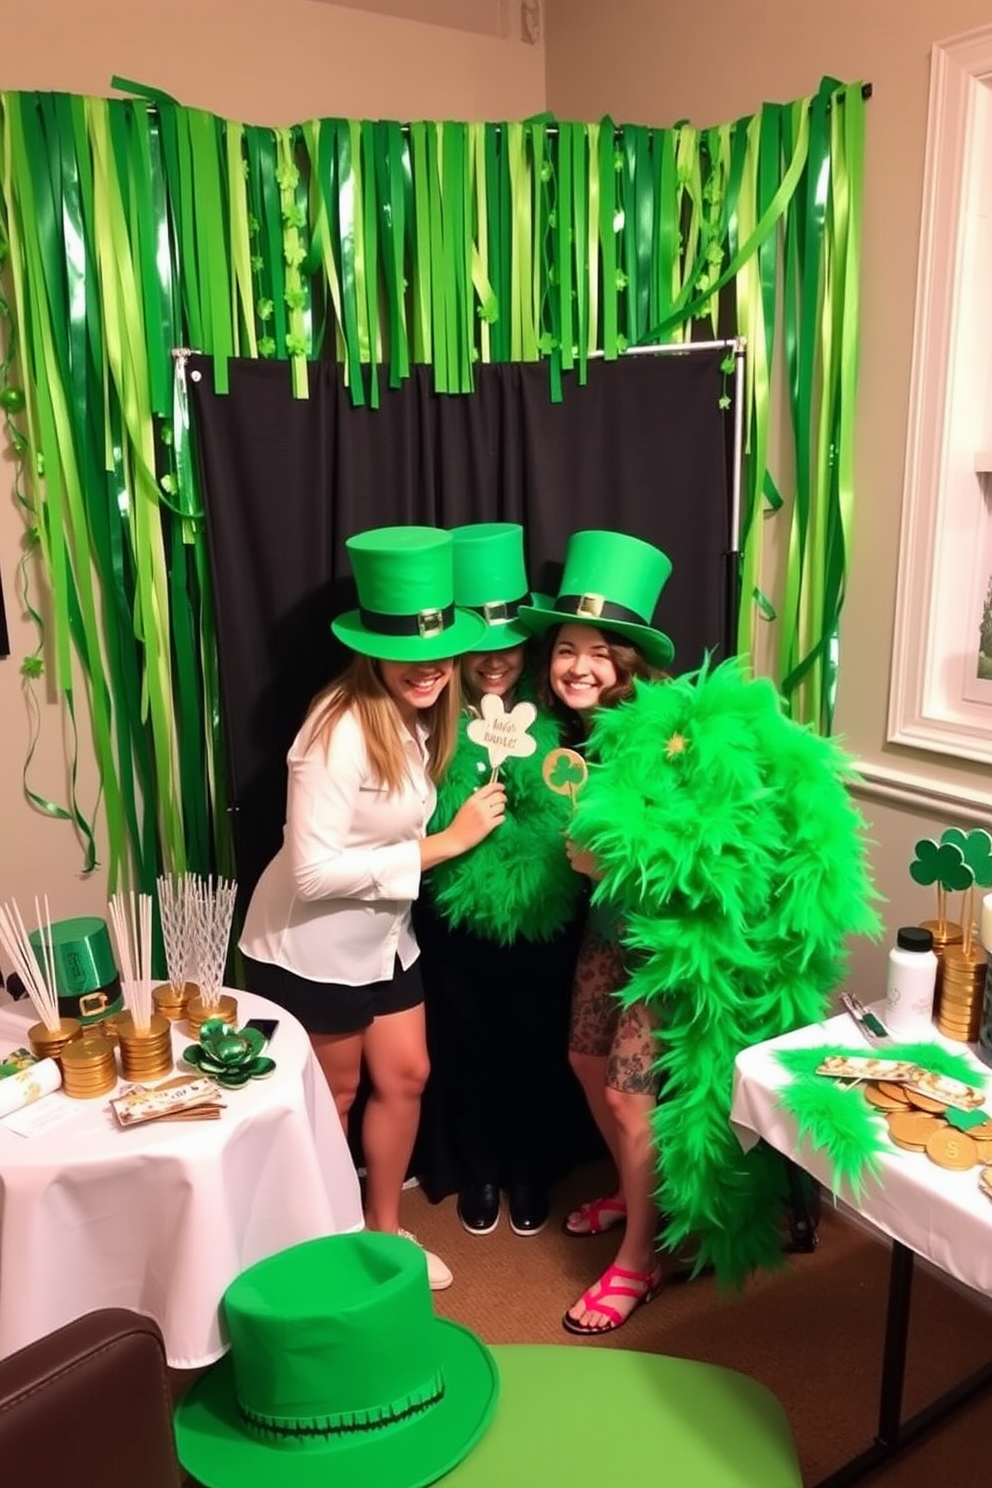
566, 999, 662, 1331
310, 1031, 363, 1131
360, 1004, 429, 1234
564, 930, 627, 1231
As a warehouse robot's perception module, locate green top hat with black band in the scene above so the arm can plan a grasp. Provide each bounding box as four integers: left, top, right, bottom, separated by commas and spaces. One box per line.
174, 1231, 499, 1488
450, 522, 544, 651
518, 529, 675, 669
28, 916, 123, 1025
331, 526, 487, 662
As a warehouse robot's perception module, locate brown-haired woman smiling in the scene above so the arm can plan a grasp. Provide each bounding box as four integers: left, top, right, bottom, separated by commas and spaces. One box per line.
520, 529, 675, 1334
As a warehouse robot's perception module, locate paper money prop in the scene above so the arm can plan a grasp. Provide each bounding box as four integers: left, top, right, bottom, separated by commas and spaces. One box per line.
466, 693, 537, 781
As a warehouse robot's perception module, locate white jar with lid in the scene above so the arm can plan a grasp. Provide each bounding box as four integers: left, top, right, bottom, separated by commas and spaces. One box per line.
884, 926, 938, 1037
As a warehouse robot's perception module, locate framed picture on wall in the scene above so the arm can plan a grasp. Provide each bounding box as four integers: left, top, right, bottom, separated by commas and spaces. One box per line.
888, 27, 992, 767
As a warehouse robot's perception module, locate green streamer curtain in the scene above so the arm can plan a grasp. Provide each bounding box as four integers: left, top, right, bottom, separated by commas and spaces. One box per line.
0, 78, 865, 887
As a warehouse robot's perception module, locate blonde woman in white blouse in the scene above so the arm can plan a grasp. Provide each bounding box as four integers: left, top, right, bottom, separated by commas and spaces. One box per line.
241, 527, 505, 1290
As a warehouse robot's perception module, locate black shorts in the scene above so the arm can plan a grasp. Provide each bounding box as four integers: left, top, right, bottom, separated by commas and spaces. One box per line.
241, 955, 424, 1035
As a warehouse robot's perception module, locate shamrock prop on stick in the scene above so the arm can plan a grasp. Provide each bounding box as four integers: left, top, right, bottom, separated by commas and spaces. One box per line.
909, 828, 992, 954
541, 747, 589, 809
466, 694, 537, 781
941, 828, 992, 956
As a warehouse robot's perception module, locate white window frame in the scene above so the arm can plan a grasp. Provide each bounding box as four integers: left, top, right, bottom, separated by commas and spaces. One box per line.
888, 26, 992, 767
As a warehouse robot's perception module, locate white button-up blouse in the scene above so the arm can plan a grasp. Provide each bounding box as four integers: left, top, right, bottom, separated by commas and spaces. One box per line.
239, 706, 435, 985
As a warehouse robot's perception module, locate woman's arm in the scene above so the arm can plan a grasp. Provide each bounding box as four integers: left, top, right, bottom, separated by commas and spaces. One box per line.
418, 781, 506, 871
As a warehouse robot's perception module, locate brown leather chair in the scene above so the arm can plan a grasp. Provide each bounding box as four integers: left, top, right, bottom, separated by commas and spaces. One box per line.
0, 1309, 184, 1487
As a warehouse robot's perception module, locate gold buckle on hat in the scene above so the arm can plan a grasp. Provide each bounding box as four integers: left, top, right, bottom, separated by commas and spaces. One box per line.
575, 593, 605, 618
417, 609, 445, 639
79, 992, 109, 1017
481, 601, 510, 624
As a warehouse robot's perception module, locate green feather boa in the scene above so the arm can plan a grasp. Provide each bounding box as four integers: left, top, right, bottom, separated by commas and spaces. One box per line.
427, 704, 583, 944
571, 657, 882, 1285
776, 1040, 990, 1200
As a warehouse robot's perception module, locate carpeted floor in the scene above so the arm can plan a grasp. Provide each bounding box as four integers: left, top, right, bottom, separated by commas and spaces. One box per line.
400, 1159, 992, 1488
173, 1157, 991, 1486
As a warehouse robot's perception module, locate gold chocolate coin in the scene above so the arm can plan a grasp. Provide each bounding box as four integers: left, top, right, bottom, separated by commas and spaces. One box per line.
886, 1112, 943, 1150
877, 1082, 912, 1104
925, 1127, 979, 1171
975, 1140, 992, 1164
904, 1089, 948, 1114
967, 1119, 992, 1141
864, 1085, 906, 1112
980, 1167, 992, 1204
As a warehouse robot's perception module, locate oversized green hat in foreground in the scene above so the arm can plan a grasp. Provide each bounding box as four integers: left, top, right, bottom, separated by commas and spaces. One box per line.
174, 1232, 498, 1488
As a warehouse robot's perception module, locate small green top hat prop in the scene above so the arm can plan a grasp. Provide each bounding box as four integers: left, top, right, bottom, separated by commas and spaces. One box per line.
175, 1231, 498, 1488
28, 915, 123, 1025
518, 529, 675, 668
450, 522, 543, 651
332, 526, 487, 662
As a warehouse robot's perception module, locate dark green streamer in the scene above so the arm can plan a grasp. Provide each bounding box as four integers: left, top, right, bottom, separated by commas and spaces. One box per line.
0, 82, 866, 891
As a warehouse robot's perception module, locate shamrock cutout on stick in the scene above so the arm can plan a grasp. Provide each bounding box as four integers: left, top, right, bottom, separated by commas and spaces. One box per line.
940, 826, 991, 956
909, 838, 972, 893
943, 827, 992, 889
466, 693, 537, 779
541, 747, 589, 808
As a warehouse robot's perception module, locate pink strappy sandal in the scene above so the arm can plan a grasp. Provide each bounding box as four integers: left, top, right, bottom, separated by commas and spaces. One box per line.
562, 1261, 663, 1336
561, 1194, 627, 1238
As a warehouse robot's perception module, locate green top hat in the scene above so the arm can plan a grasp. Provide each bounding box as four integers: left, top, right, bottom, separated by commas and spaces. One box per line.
331, 527, 488, 662
174, 1231, 499, 1488
28, 916, 123, 1024
518, 529, 675, 669
450, 522, 542, 651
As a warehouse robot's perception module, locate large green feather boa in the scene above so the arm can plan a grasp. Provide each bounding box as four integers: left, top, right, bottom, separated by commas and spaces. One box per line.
427, 704, 584, 944
571, 657, 882, 1285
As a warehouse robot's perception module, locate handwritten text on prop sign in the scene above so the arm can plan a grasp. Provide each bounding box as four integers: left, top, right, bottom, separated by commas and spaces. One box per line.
466, 694, 538, 769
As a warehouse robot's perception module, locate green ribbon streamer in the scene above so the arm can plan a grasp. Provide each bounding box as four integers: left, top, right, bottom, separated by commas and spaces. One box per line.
598, 119, 618, 360
0, 82, 867, 898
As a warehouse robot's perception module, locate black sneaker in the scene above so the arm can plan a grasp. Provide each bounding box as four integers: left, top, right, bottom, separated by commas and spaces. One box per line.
457, 1182, 500, 1235
507, 1183, 549, 1237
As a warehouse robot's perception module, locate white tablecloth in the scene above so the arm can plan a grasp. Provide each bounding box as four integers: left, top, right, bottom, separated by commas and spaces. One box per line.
731, 1010, 992, 1301
0, 990, 363, 1366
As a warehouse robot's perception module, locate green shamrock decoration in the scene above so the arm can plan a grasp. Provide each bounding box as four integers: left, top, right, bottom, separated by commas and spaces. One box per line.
182, 1019, 276, 1088
943, 827, 992, 889
909, 838, 972, 892
549, 755, 586, 790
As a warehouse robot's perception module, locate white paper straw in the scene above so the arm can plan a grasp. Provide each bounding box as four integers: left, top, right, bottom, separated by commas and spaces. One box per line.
0, 898, 61, 1030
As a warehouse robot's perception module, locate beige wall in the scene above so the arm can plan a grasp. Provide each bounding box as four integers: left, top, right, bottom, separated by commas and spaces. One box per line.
0, 0, 545, 925
0, 0, 988, 997
546, 0, 992, 996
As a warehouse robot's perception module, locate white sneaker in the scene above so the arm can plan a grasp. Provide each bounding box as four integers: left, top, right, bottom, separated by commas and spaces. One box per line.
398, 1228, 453, 1291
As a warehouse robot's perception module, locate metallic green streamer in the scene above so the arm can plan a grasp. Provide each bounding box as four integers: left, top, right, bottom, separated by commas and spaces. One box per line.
0, 81, 867, 900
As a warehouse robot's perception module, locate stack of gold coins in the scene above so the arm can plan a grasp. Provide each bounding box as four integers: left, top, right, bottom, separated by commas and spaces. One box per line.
60, 1036, 118, 1099
186, 993, 238, 1038
935, 943, 988, 1042
116, 1011, 175, 1082
920, 919, 963, 1018
28, 1017, 82, 1064
153, 980, 197, 1023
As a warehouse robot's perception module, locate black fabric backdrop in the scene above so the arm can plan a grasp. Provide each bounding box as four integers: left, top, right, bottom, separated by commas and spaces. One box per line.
189, 350, 735, 903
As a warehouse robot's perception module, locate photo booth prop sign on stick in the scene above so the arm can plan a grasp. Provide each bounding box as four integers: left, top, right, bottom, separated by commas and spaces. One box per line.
466, 694, 537, 781
541, 747, 589, 809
